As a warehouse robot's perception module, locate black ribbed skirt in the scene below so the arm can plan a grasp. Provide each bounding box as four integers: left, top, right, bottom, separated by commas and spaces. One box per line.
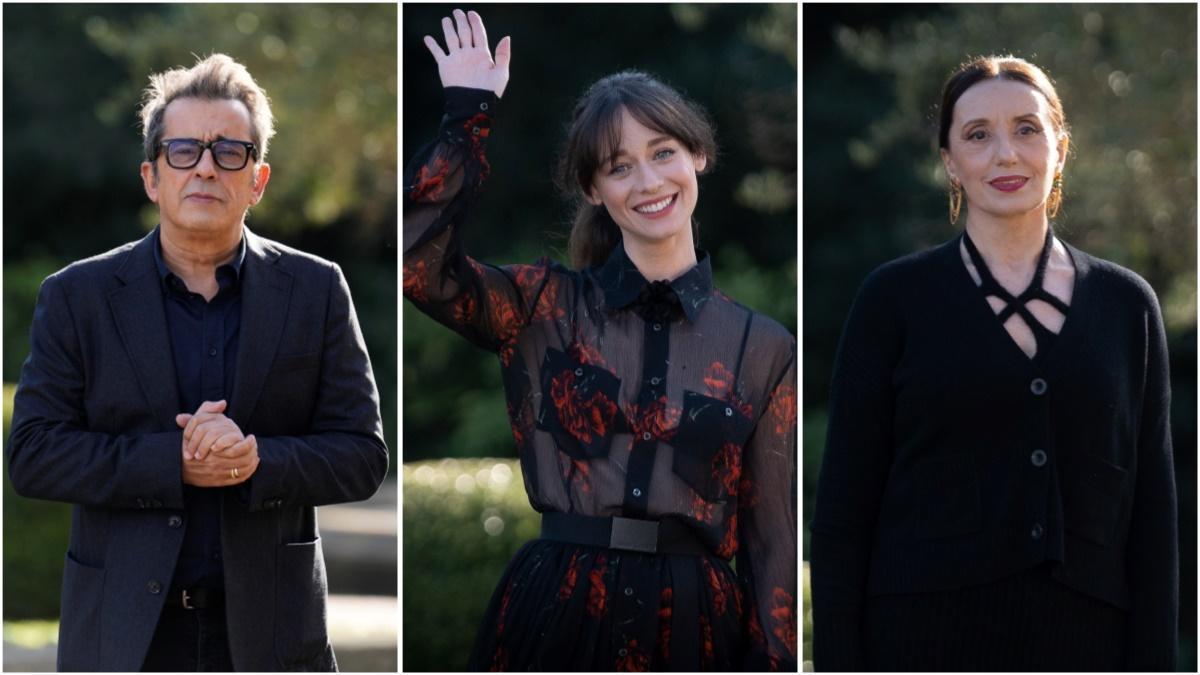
863, 562, 1128, 671
466, 539, 747, 671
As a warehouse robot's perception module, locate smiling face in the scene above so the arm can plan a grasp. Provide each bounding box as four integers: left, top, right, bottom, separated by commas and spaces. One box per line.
940, 78, 1067, 225
140, 97, 270, 239
586, 108, 707, 253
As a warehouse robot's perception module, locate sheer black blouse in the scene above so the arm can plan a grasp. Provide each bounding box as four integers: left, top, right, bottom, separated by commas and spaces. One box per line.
404, 87, 798, 669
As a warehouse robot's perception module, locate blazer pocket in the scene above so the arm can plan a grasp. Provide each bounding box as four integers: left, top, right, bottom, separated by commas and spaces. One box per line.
914, 453, 983, 540
671, 390, 753, 501
271, 350, 321, 374
274, 538, 330, 669
1063, 454, 1128, 547
535, 348, 627, 460
58, 552, 105, 671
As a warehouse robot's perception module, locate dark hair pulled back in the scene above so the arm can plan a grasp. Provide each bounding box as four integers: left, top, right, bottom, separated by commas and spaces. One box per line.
556, 71, 717, 270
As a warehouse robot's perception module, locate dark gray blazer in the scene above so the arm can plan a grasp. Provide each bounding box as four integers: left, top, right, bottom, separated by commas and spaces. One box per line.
7, 227, 389, 671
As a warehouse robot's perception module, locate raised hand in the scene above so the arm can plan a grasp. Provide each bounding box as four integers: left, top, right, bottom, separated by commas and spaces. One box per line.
423, 9, 511, 98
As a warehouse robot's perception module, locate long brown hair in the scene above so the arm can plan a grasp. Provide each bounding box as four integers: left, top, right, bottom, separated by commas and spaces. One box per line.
556, 71, 717, 269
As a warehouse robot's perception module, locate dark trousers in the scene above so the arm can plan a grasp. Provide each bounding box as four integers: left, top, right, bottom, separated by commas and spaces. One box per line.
141, 605, 234, 672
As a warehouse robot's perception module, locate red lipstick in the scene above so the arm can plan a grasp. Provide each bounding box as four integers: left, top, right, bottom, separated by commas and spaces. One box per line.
988, 176, 1028, 192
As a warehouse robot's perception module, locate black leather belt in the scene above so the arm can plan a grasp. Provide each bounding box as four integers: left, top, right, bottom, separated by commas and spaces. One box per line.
540, 512, 710, 555
165, 587, 224, 610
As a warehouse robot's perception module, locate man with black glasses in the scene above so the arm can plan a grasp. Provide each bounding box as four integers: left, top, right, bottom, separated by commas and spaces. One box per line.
7, 53, 388, 671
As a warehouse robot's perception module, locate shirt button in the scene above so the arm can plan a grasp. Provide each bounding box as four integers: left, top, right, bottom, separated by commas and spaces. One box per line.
1031, 449, 1047, 467
167, 515, 183, 529
632, 488, 642, 498
642, 432, 652, 441
209, 347, 218, 357
480, 102, 489, 111
725, 407, 733, 417
1031, 523, 1044, 540
652, 323, 662, 331
575, 368, 584, 377
472, 126, 481, 135
624, 587, 634, 597
1030, 378, 1048, 395
618, 648, 628, 657
147, 581, 162, 594
650, 377, 661, 385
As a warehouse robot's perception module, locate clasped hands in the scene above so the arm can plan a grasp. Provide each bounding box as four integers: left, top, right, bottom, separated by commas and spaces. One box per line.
175, 400, 260, 488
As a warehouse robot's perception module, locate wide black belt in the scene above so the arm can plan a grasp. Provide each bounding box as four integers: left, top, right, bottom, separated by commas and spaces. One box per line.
165, 587, 224, 610
540, 513, 704, 670
540, 512, 710, 556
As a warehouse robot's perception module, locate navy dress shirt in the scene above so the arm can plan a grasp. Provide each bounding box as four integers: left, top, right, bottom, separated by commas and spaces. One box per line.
151, 226, 244, 592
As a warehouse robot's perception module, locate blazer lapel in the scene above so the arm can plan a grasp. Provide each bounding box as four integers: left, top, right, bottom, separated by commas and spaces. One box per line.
229, 227, 293, 425
108, 230, 181, 430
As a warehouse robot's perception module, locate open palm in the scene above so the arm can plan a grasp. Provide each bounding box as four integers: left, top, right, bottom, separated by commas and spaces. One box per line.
423, 9, 511, 98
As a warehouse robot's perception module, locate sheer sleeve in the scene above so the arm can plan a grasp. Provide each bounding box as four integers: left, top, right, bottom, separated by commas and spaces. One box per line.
738, 340, 798, 671
808, 269, 903, 671
1125, 287, 1178, 670
403, 86, 552, 356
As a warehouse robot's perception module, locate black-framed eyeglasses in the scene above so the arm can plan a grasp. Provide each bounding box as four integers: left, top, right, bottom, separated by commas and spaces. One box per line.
156, 138, 258, 171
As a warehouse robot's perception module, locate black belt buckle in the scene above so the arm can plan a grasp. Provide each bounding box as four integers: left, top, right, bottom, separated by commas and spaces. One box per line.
609, 516, 658, 553
181, 589, 195, 610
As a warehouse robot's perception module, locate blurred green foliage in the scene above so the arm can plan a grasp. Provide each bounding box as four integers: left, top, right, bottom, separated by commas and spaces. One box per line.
803, 5, 1195, 670
402, 458, 538, 672
3, 3, 397, 620
403, 4, 798, 462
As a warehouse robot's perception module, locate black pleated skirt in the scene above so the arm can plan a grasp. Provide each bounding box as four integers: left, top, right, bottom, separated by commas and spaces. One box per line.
467, 539, 748, 671
863, 563, 1128, 671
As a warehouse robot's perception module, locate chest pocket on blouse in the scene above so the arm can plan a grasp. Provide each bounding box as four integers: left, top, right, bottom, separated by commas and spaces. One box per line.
1062, 453, 1128, 547
671, 391, 754, 502
535, 348, 627, 460
913, 453, 982, 540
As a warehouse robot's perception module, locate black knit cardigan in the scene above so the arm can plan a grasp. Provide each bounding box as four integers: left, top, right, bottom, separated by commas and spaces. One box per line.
809, 234, 1178, 671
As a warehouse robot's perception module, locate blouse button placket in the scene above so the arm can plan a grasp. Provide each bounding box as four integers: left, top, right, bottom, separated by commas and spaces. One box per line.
621, 317, 672, 517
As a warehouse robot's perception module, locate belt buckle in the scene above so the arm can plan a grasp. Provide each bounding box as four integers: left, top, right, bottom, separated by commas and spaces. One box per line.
610, 516, 658, 553
181, 589, 195, 610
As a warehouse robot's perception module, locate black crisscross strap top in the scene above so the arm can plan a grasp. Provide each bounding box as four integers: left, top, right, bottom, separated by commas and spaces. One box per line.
961, 227, 1070, 361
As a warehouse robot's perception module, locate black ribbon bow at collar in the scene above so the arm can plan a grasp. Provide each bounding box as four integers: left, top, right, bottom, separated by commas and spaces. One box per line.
631, 279, 685, 323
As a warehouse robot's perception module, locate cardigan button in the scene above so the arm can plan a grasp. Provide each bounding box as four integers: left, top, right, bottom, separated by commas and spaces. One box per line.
1031, 522, 1044, 540
632, 488, 642, 498
1031, 449, 1047, 467
1030, 378, 1048, 396
642, 432, 652, 441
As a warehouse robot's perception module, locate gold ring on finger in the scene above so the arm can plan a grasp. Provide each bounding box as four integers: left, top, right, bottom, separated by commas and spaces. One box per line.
231, 467, 239, 479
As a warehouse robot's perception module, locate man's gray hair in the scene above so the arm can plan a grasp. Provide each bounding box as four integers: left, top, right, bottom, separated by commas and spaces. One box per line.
139, 53, 275, 165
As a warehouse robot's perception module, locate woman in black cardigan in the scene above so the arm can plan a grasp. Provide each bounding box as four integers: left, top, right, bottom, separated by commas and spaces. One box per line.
810, 55, 1177, 671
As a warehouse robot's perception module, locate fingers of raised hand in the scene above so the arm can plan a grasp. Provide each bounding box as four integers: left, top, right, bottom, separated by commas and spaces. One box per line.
423, 35, 447, 62
453, 9, 473, 50
441, 16, 460, 51
494, 35, 512, 73
467, 10, 490, 55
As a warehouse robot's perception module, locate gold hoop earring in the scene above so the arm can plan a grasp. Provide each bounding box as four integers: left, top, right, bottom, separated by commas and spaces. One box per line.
948, 181, 963, 224
1047, 171, 1063, 218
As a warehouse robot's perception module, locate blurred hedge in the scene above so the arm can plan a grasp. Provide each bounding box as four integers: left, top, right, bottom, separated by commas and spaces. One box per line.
402, 458, 539, 672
